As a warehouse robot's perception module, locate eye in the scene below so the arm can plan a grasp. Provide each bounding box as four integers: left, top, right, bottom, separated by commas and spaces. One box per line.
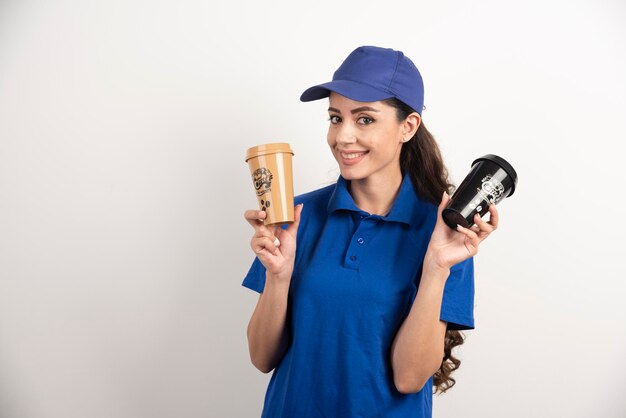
357, 116, 375, 125
328, 115, 341, 124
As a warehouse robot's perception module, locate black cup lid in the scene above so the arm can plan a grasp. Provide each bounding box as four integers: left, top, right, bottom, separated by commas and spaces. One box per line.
471, 154, 518, 197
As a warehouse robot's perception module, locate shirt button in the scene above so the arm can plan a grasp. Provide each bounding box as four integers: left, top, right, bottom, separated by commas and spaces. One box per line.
357, 237, 364, 244
350, 255, 357, 261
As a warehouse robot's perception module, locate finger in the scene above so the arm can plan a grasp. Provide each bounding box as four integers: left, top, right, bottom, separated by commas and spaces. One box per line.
256, 225, 280, 247
251, 236, 280, 255
488, 204, 499, 229
474, 212, 495, 234
257, 224, 277, 238
436, 191, 451, 225
244, 209, 267, 229
286, 203, 304, 236
456, 224, 480, 248
254, 246, 280, 262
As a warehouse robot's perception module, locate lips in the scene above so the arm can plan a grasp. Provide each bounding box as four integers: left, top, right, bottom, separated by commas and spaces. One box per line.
339, 150, 369, 165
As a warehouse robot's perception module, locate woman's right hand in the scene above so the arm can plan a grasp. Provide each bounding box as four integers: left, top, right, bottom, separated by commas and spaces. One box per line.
244, 204, 304, 281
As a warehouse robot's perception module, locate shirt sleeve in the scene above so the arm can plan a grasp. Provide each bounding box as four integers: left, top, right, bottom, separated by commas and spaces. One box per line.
242, 256, 267, 293
440, 256, 475, 330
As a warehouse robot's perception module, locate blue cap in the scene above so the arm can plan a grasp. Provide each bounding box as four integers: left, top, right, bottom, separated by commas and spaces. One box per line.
300, 46, 424, 115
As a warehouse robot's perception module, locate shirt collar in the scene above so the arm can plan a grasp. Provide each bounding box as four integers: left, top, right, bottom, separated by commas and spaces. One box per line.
327, 173, 431, 225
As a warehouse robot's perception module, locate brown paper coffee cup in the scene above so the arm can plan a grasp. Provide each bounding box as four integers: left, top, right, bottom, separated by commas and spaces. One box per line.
245, 143, 295, 226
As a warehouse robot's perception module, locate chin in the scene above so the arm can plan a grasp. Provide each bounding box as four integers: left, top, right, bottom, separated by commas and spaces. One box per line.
338, 169, 366, 181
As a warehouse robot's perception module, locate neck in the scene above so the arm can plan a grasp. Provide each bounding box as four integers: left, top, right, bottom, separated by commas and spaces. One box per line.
348, 169, 403, 216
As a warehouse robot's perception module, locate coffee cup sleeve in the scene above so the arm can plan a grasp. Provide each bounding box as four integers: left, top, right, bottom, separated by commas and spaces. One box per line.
439, 257, 476, 330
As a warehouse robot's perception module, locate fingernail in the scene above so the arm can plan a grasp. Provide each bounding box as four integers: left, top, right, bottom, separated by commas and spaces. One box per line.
274, 238, 280, 247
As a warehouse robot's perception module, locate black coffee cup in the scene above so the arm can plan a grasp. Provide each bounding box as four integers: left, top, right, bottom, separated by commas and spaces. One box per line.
442, 154, 518, 230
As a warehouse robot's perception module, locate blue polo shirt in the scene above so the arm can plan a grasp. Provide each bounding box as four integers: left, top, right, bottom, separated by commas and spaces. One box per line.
242, 173, 475, 418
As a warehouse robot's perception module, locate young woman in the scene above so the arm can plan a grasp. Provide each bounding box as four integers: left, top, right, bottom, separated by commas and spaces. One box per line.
242, 46, 498, 418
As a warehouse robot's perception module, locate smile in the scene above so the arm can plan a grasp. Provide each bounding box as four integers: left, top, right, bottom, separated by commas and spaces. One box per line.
341, 151, 368, 159
340, 151, 369, 166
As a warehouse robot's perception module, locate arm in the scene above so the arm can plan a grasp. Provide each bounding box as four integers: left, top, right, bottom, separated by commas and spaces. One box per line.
243, 204, 303, 373
391, 192, 499, 394
390, 259, 450, 394
247, 272, 291, 373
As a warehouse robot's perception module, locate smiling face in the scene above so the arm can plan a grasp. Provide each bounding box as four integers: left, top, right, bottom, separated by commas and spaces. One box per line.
327, 92, 420, 184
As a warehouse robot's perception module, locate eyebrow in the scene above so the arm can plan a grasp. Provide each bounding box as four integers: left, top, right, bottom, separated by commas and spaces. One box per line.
328, 106, 380, 114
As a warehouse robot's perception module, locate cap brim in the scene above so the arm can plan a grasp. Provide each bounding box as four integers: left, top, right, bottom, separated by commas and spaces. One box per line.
300, 79, 393, 103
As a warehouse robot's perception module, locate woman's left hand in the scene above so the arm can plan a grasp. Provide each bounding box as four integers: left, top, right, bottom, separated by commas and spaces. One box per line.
424, 191, 499, 272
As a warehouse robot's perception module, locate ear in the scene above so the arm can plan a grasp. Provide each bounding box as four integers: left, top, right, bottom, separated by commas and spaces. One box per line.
401, 112, 421, 140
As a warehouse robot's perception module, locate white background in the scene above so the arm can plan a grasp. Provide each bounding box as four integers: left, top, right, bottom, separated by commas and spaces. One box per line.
1, 1, 625, 417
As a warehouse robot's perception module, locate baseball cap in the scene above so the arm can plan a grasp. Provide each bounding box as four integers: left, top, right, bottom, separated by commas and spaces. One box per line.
300, 46, 425, 115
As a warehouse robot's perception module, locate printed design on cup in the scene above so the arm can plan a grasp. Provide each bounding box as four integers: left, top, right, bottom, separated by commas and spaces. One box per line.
477, 174, 504, 204
253, 167, 273, 197
467, 174, 505, 213
260, 199, 271, 213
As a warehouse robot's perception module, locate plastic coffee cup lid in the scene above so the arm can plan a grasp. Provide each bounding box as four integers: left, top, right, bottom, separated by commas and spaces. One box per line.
471, 154, 518, 197
245, 143, 294, 162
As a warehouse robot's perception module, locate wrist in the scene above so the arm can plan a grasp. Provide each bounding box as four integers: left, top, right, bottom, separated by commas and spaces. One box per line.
422, 252, 451, 278
265, 270, 293, 288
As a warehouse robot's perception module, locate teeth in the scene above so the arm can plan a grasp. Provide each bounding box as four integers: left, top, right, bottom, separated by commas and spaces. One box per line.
341, 152, 366, 159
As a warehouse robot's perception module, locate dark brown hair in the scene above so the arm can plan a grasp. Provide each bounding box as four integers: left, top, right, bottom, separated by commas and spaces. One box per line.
385, 97, 465, 395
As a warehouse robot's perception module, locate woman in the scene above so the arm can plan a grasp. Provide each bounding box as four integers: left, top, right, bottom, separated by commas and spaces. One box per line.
242, 46, 498, 417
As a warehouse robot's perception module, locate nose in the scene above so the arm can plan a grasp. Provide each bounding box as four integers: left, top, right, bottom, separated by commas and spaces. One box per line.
335, 123, 357, 145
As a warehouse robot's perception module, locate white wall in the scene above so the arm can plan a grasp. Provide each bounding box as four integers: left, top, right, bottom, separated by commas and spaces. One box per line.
0, 1, 625, 417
